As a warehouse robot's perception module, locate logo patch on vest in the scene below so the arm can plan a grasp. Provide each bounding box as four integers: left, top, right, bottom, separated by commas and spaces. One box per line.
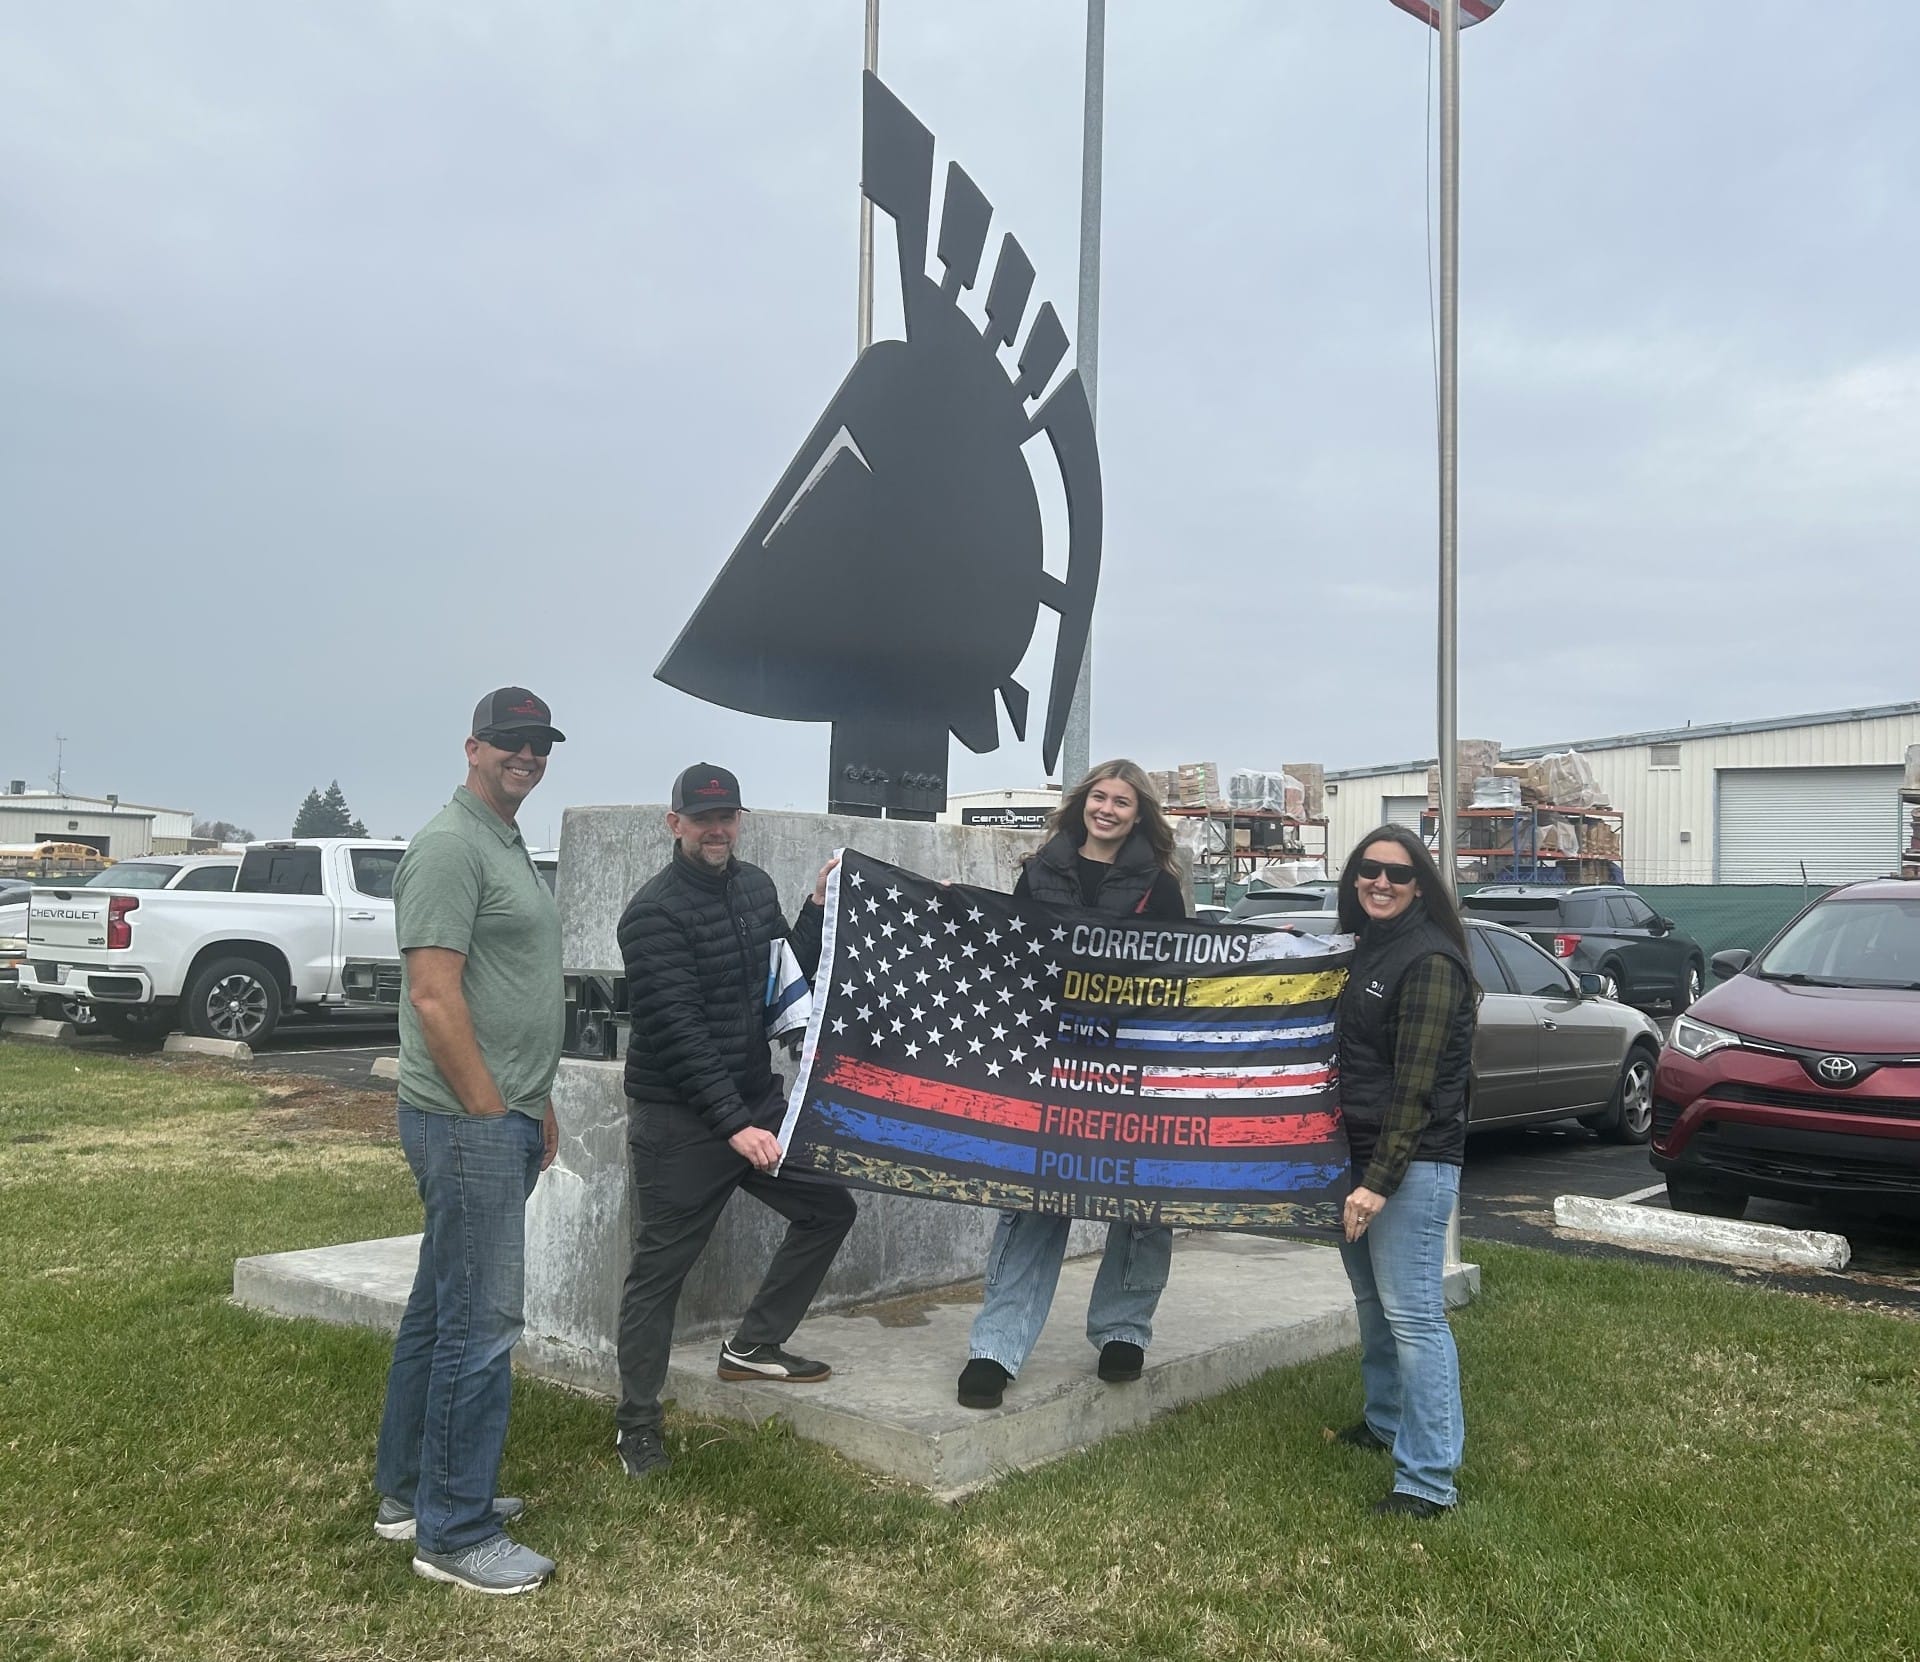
1364, 979, 1387, 999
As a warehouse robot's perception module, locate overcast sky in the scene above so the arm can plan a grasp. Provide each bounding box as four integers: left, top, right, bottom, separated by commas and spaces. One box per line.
5, 2, 1916, 843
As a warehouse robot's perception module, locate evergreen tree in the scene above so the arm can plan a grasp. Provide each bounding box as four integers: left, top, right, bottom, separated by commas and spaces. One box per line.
291, 781, 368, 837
291, 789, 329, 836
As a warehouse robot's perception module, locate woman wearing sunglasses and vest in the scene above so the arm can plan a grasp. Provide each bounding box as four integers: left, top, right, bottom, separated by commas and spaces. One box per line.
956, 760, 1187, 1410
1331, 825, 1477, 1517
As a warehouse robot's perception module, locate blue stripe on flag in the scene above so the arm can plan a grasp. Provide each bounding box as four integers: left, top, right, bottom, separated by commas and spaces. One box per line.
815, 1100, 1037, 1175
1130, 1158, 1348, 1193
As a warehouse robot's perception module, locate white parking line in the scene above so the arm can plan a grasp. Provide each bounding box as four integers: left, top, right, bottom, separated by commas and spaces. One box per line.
1612, 1181, 1666, 1205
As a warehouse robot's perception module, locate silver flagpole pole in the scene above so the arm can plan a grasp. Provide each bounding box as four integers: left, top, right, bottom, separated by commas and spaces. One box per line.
1061, 0, 1104, 793
857, 0, 879, 354
1436, 0, 1460, 900
1438, 0, 1464, 1276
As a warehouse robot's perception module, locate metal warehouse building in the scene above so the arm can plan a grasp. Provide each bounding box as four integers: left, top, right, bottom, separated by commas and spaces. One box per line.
0, 785, 197, 860
1323, 701, 1920, 886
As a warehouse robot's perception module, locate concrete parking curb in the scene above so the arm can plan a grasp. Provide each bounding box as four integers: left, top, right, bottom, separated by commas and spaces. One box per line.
1, 1016, 77, 1042
163, 1034, 254, 1063
370, 1057, 400, 1082
1553, 1194, 1850, 1272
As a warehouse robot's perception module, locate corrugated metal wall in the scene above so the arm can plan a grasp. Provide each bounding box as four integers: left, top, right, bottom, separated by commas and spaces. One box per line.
0, 808, 154, 858
1325, 710, 1920, 885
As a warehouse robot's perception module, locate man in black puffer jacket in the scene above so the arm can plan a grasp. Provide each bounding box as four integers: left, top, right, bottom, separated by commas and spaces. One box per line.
612, 765, 855, 1481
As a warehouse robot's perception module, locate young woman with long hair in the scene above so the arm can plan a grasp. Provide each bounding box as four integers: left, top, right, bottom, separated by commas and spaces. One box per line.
1329, 824, 1477, 1517
955, 759, 1185, 1410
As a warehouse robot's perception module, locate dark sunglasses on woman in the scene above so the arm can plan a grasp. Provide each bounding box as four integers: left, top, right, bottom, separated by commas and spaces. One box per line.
1355, 858, 1417, 886
478, 730, 554, 757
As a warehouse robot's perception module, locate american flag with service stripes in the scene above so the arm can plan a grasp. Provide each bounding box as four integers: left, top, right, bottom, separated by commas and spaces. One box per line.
777, 850, 1356, 1230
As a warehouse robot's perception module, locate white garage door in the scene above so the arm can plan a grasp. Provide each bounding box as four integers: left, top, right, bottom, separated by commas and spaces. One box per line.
1382, 794, 1428, 830
1716, 767, 1903, 883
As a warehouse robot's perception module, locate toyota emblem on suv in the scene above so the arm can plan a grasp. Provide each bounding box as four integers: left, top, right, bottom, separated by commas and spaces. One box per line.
1815, 1055, 1859, 1085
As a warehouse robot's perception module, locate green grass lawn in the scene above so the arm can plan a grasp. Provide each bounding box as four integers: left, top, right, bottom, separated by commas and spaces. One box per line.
3, 1046, 1917, 1662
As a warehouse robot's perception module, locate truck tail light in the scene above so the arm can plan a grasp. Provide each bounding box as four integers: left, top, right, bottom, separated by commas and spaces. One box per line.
1552, 933, 1581, 959
107, 896, 139, 951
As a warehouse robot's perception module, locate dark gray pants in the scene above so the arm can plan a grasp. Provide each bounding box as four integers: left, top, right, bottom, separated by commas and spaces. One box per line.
615, 1097, 858, 1433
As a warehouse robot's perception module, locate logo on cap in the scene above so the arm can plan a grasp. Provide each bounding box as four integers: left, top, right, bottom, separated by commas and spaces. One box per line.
695, 778, 728, 797
509, 698, 545, 717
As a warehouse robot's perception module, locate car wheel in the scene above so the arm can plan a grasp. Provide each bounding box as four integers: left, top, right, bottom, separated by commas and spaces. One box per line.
1598, 963, 1625, 1002
1586, 1049, 1656, 1144
38, 995, 96, 1030
182, 957, 282, 1046
1677, 961, 1703, 1010
1665, 1173, 1748, 1219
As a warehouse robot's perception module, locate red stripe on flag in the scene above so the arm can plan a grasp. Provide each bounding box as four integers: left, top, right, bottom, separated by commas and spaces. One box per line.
1140, 1067, 1333, 1092
820, 1056, 1343, 1150
1208, 1111, 1344, 1149
822, 1055, 1041, 1132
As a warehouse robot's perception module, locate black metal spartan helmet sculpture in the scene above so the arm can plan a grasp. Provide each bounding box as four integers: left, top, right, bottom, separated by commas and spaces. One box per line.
656, 73, 1102, 819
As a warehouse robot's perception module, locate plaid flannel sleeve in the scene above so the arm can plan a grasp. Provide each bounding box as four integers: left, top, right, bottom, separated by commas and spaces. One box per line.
1360, 954, 1466, 1199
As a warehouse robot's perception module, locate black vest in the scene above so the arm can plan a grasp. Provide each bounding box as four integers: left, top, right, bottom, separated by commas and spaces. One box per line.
1022, 829, 1160, 916
1336, 905, 1476, 1171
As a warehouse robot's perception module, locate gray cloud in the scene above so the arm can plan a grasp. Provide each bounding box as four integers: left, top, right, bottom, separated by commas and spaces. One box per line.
5, 2, 1915, 840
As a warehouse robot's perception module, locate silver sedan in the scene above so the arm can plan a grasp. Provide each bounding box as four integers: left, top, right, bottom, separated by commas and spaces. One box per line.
1243, 911, 1663, 1143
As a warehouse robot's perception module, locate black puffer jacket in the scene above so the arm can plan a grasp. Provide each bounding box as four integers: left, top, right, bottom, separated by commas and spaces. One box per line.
619, 849, 824, 1138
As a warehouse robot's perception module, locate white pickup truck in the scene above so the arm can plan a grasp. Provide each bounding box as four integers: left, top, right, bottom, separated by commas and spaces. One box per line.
18, 838, 408, 1045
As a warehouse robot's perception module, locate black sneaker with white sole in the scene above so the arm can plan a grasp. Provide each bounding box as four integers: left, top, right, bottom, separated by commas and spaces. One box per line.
717, 1340, 831, 1383
617, 1426, 671, 1480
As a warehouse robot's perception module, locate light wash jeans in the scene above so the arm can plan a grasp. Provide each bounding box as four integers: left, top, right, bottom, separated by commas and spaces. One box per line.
373, 1104, 544, 1554
967, 1211, 1173, 1376
1338, 1159, 1463, 1507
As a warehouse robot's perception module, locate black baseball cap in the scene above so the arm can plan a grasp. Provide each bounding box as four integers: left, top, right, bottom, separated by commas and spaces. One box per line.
472, 686, 566, 744
672, 763, 745, 814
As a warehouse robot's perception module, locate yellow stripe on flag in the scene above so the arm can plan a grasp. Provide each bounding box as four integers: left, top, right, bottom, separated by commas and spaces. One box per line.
1183, 967, 1349, 1009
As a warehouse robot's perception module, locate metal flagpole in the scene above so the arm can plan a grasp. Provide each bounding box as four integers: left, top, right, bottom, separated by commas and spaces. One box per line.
1061, 0, 1104, 793
1436, 0, 1464, 1274
1435, 0, 1460, 899
857, 0, 880, 354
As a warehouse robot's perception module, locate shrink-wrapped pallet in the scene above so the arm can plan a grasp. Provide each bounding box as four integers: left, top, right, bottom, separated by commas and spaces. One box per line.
1284, 762, 1326, 819
1526, 750, 1604, 810
1538, 818, 1581, 857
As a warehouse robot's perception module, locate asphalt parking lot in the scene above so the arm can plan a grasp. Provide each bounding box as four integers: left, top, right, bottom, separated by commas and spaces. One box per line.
25, 1018, 1920, 1314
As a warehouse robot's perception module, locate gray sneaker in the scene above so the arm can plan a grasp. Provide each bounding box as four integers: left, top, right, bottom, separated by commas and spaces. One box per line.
412, 1533, 554, 1596
617, 1426, 671, 1480
374, 1494, 526, 1542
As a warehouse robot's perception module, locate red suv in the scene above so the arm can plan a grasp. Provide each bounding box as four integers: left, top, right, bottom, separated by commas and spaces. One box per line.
1651, 880, 1920, 1218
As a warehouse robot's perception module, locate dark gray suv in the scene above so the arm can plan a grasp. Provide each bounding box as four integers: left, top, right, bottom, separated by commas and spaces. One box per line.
1460, 885, 1705, 1013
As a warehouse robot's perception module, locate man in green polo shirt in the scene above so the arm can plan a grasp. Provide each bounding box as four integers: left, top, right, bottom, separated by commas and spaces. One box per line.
371, 686, 566, 1597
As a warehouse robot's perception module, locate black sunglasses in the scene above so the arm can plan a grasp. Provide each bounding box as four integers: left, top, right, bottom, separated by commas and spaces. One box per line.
477, 729, 553, 758
1355, 858, 1417, 886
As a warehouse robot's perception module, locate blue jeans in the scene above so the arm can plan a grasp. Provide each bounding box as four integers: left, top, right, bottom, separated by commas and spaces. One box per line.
1338, 1160, 1463, 1507
373, 1104, 544, 1554
967, 1211, 1173, 1376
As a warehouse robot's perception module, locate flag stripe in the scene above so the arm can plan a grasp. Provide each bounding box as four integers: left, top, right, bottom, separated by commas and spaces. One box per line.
809, 1102, 1344, 1195
820, 1056, 1344, 1148
1139, 1063, 1332, 1088
814, 1101, 1038, 1174
1180, 968, 1349, 1009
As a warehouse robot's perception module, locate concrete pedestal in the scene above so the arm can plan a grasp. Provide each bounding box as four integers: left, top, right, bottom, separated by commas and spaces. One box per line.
520, 805, 1099, 1394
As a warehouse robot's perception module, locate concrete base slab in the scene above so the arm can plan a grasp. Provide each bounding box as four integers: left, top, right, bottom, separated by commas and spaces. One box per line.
163, 1034, 253, 1062
2, 1016, 76, 1041
1553, 1193, 1851, 1271
235, 1230, 1478, 1494
370, 1056, 400, 1082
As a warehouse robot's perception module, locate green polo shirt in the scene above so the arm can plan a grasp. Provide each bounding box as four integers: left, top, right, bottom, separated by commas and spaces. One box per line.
394, 785, 563, 1119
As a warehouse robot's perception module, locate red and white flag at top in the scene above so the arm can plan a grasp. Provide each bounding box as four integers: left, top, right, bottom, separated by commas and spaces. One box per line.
1388, 0, 1504, 25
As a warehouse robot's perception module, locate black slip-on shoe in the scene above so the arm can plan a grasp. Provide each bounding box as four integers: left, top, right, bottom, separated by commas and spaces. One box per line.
1097, 1341, 1144, 1383
717, 1340, 832, 1383
1371, 1491, 1452, 1519
957, 1357, 1011, 1409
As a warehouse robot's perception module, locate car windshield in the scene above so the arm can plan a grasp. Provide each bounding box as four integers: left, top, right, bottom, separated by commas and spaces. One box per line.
85, 863, 180, 890
1228, 891, 1329, 919
1757, 897, 1920, 989
1460, 896, 1562, 925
